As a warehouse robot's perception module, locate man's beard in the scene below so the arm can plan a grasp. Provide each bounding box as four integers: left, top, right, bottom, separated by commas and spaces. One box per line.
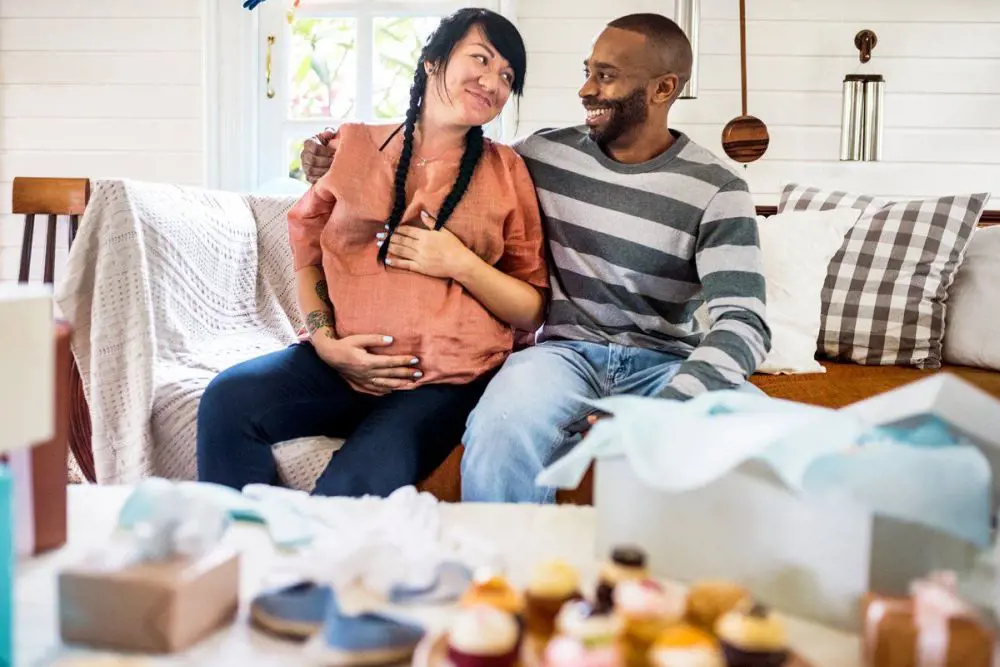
583, 86, 648, 146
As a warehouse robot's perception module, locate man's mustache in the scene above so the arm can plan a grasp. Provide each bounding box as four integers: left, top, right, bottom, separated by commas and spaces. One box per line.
581, 97, 618, 110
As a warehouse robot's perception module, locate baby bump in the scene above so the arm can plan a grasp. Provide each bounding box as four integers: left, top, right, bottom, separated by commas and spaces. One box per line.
329, 271, 450, 346
329, 274, 509, 379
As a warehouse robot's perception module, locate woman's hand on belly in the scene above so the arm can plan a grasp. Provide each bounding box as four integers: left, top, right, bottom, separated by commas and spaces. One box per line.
311, 333, 423, 396
377, 211, 475, 280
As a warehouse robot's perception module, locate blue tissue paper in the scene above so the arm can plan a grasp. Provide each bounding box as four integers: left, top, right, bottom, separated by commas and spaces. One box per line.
537, 389, 995, 548
118, 478, 316, 550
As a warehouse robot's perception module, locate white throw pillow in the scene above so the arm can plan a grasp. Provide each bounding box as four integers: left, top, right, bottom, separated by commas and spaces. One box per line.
944, 226, 1000, 370
756, 208, 862, 374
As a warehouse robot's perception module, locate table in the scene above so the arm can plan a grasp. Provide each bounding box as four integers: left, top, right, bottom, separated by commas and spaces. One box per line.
15, 486, 861, 666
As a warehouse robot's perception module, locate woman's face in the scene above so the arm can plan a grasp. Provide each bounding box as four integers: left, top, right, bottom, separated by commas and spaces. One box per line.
425, 25, 517, 128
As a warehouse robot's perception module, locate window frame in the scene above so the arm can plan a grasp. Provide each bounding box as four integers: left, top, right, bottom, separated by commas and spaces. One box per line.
204, 0, 518, 192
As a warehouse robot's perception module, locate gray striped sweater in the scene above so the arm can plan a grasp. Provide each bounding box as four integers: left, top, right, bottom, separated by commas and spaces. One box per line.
514, 126, 771, 400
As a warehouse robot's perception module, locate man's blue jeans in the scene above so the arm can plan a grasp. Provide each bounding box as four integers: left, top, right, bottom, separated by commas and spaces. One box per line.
460, 339, 762, 503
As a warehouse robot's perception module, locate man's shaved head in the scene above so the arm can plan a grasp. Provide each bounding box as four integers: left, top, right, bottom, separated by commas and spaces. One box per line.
578, 13, 692, 157
606, 13, 692, 91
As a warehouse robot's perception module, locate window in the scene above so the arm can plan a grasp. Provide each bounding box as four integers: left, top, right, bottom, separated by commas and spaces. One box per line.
254, 0, 505, 188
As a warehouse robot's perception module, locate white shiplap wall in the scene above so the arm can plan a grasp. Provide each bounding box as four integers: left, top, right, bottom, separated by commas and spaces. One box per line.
2, 0, 997, 282
0, 0, 205, 284
516, 0, 1000, 203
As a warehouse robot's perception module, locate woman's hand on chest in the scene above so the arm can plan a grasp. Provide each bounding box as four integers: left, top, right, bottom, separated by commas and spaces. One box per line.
378, 210, 480, 280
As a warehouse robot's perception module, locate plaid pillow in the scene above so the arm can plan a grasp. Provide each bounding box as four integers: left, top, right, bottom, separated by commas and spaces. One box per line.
778, 184, 989, 368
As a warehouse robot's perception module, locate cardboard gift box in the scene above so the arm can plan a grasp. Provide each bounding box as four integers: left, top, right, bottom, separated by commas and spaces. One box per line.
591, 374, 1000, 632
861, 574, 994, 667
58, 546, 240, 653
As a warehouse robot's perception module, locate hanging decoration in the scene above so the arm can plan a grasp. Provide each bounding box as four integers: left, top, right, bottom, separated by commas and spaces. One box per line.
720, 0, 769, 163
675, 0, 700, 99
840, 30, 884, 162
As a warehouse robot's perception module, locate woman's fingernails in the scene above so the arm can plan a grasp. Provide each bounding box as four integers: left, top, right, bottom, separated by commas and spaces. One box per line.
385, 258, 392, 265
413, 371, 423, 379
383, 336, 393, 343
376, 241, 382, 247
410, 358, 420, 365
376, 232, 386, 239
384, 224, 389, 230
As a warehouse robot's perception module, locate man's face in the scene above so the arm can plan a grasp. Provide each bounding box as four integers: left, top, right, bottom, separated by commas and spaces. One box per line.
579, 28, 654, 146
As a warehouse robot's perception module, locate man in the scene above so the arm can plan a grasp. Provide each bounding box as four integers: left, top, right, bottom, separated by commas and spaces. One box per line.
300, 14, 771, 503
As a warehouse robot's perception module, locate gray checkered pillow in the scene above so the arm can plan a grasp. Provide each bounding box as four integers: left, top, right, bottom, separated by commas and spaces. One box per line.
778, 184, 989, 368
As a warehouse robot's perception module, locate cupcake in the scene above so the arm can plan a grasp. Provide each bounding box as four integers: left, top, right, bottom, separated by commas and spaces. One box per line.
546, 600, 625, 667
524, 560, 582, 645
714, 603, 789, 667
446, 604, 520, 667
685, 581, 751, 634
544, 635, 625, 667
555, 599, 624, 648
595, 546, 648, 612
650, 624, 725, 667
460, 570, 525, 617
613, 579, 686, 666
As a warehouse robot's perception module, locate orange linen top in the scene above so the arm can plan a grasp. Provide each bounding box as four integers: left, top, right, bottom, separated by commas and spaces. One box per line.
287, 122, 548, 387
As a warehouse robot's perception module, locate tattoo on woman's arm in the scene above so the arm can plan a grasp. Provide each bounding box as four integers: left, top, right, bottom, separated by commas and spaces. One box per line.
306, 310, 335, 338
316, 279, 332, 306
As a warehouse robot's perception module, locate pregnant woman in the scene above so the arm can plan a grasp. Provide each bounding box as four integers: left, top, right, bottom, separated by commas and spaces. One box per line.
196, 7, 548, 497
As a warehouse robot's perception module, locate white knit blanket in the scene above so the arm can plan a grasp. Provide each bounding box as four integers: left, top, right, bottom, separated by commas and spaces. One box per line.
54, 179, 314, 484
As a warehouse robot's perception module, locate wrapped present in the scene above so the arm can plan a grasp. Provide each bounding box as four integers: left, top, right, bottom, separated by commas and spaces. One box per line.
541, 376, 1000, 629
58, 481, 239, 653
1, 319, 73, 559
0, 285, 56, 666
861, 571, 994, 667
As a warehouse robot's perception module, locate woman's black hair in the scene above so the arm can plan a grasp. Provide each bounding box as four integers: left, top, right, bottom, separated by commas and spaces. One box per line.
377, 7, 527, 264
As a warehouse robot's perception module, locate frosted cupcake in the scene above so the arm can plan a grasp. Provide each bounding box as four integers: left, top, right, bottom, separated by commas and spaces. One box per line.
446, 604, 521, 667
545, 635, 625, 667
595, 546, 648, 612
524, 560, 582, 645
460, 570, 525, 617
685, 581, 751, 634
650, 624, 725, 667
544, 600, 625, 667
714, 603, 789, 667
544, 599, 625, 666
613, 579, 686, 666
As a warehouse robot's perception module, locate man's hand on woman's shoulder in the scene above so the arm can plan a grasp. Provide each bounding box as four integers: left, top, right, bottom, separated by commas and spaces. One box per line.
301, 129, 338, 184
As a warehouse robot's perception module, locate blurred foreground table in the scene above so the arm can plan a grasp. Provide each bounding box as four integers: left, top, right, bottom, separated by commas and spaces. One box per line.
16, 486, 860, 666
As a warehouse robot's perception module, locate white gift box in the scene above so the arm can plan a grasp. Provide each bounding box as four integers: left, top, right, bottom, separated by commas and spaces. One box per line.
0, 285, 54, 455
593, 374, 1000, 632
0, 284, 54, 667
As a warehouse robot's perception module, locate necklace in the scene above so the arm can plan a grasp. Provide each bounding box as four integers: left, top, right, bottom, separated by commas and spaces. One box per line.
413, 149, 449, 168
411, 129, 462, 168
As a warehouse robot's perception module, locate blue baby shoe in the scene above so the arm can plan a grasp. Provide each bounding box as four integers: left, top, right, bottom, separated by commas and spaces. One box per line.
389, 560, 473, 605
312, 590, 426, 665
251, 581, 334, 639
